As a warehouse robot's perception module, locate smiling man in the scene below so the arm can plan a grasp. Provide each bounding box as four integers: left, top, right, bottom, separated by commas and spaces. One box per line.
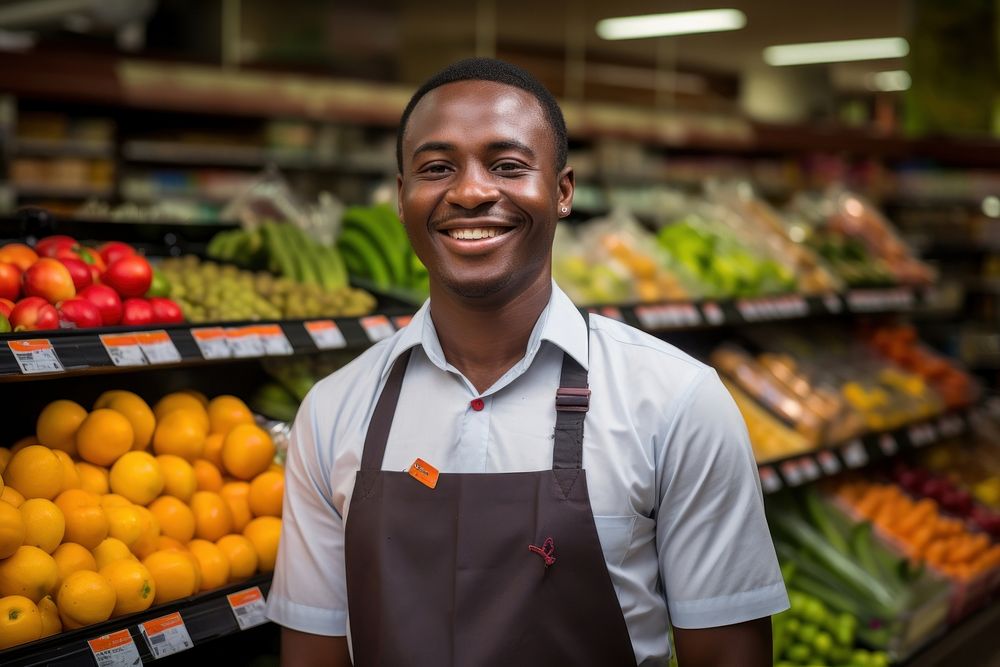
267, 58, 789, 667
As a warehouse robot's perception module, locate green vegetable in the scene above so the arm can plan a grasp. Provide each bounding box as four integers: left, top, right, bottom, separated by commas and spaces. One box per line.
805, 489, 851, 556
786, 643, 811, 663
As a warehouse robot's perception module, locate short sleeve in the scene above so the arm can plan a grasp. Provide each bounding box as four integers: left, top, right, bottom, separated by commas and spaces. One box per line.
655, 369, 789, 629
266, 389, 349, 635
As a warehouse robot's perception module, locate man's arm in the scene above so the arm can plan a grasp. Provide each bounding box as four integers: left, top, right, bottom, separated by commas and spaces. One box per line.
674, 617, 772, 667
281, 628, 352, 667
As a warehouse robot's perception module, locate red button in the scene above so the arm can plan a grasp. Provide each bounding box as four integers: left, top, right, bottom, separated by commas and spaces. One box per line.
471, 398, 485, 411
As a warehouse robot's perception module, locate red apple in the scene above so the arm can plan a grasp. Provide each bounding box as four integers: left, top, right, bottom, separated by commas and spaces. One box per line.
35, 235, 78, 258
0, 262, 21, 301
57, 297, 103, 329
149, 297, 184, 324
78, 284, 123, 326
10, 296, 59, 331
22, 258, 75, 303
57, 257, 93, 293
0, 298, 14, 318
98, 241, 136, 267
103, 255, 152, 298
77, 247, 106, 281
121, 298, 154, 326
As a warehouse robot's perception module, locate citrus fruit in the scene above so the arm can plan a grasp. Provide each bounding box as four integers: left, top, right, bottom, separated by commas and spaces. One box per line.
0, 501, 25, 559
190, 491, 233, 542
55, 489, 108, 550
148, 496, 195, 543
220, 481, 252, 532
109, 451, 163, 506
152, 409, 207, 461
94, 390, 130, 410
156, 536, 186, 551
57, 570, 115, 628
129, 507, 161, 560
142, 550, 198, 604
243, 516, 281, 572
52, 542, 97, 591
216, 534, 258, 581
76, 409, 133, 467
103, 392, 155, 451
50, 450, 81, 494
4, 445, 62, 500
0, 447, 11, 474
248, 470, 284, 518
193, 459, 224, 492
99, 493, 131, 510
154, 393, 209, 431
35, 400, 87, 454
19, 499, 64, 554
0, 546, 58, 602
181, 389, 209, 408
207, 395, 254, 436
156, 454, 196, 502
93, 537, 135, 570
0, 595, 42, 649
100, 559, 154, 616
0, 487, 25, 508
37, 595, 61, 637
221, 424, 275, 480
106, 505, 144, 547
202, 433, 225, 468
10, 436, 39, 454
186, 539, 229, 592
75, 462, 109, 495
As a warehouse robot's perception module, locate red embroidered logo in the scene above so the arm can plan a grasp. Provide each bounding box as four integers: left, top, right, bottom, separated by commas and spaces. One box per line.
528, 537, 556, 567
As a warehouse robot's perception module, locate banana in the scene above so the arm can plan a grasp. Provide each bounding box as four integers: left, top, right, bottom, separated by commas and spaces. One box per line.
338, 227, 393, 288
317, 245, 348, 291
261, 223, 299, 282
342, 207, 407, 285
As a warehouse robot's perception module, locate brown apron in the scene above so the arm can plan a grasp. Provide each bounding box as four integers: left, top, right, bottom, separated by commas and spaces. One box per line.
344, 339, 638, 666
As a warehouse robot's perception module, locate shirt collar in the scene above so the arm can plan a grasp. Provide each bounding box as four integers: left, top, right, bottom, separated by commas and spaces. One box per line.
380, 280, 589, 384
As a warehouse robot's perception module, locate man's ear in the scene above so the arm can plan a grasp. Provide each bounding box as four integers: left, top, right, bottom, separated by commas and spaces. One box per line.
557, 166, 575, 216
396, 173, 405, 223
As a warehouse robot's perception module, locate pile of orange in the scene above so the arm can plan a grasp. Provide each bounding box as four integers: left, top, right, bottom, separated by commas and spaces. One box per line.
0, 391, 283, 650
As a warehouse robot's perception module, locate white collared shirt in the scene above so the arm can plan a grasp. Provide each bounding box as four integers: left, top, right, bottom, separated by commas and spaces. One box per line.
266, 282, 789, 665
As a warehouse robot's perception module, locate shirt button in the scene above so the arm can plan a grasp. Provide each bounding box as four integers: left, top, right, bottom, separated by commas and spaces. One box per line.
470, 398, 485, 411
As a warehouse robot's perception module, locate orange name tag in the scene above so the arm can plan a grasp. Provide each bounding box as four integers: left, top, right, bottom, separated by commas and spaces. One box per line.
408, 458, 439, 489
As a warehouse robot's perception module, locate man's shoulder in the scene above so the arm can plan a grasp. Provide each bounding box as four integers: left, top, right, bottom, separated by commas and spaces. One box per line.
589, 313, 708, 377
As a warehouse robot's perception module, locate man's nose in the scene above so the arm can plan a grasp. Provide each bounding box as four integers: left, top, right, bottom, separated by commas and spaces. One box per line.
444, 163, 500, 210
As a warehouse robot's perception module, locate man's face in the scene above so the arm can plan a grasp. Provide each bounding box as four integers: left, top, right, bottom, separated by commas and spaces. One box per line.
398, 80, 573, 301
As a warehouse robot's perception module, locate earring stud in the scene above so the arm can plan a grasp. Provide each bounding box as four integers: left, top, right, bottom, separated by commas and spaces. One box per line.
560, 206, 569, 214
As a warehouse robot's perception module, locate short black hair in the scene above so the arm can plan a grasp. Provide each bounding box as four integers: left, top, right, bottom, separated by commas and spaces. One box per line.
396, 57, 568, 173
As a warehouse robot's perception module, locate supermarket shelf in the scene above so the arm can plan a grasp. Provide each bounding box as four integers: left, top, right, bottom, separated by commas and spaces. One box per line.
13, 184, 114, 199
0, 574, 271, 666
11, 137, 114, 159
904, 596, 1000, 667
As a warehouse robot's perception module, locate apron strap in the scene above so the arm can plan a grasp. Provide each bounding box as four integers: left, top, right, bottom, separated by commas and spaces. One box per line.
360, 347, 413, 471
553, 312, 590, 470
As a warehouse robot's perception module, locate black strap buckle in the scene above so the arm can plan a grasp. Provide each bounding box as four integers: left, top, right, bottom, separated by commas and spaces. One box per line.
556, 387, 591, 412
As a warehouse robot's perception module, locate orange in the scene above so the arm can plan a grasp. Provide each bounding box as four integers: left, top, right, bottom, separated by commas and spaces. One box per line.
220, 481, 252, 532
152, 409, 207, 462
248, 470, 284, 518
109, 451, 163, 506
35, 399, 87, 455
57, 570, 115, 628
0, 595, 42, 649
187, 539, 230, 591
207, 395, 254, 436
148, 496, 195, 543
0, 243, 38, 271
100, 559, 154, 616
100, 493, 131, 510
181, 389, 209, 408
216, 534, 258, 581
106, 505, 144, 547
52, 450, 81, 493
10, 436, 39, 454
19, 499, 65, 554
129, 507, 161, 560
243, 516, 281, 572
0, 501, 25, 559
76, 462, 110, 495
222, 424, 275, 480
142, 550, 198, 604
190, 491, 233, 542
103, 392, 155, 451
193, 459, 224, 492
0, 447, 11, 474
4, 445, 62, 500
154, 393, 210, 431
202, 433, 225, 468
1, 487, 25, 508
76, 409, 133, 467
156, 455, 196, 502
94, 390, 131, 410
0, 546, 58, 602
156, 536, 187, 552
55, 489, 108, 550
37, 595, 61, 637
52, 542, 97, 591
92, 537, 135, 570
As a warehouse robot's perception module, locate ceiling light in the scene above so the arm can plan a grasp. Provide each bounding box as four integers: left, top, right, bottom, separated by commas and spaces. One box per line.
597, 9, 746, 40
763, 37, 909, 66
867, 70, 911, 92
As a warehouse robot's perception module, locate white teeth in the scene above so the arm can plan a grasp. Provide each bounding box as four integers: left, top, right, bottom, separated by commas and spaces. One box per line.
448, 228, 506, 240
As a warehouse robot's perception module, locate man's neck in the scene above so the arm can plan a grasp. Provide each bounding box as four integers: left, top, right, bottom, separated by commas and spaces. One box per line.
431, 276, 552, 394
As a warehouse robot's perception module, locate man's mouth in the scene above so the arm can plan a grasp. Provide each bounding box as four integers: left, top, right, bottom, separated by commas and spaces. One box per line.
445, 227, 513, 240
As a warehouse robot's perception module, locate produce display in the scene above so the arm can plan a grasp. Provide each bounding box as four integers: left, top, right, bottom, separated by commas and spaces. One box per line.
0, 238, 183, 332
889, 460, 1000, 539
336, 204, 430, 301
0, 390, 283, 650
723, 379, 814, 462
252, 354, 354, 422
921, 439, 1000, 510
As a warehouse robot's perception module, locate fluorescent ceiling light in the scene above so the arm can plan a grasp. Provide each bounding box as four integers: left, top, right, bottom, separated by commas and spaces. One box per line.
764, 37, 909, 66
597, 9, 746, 40
867, 70, 911, 92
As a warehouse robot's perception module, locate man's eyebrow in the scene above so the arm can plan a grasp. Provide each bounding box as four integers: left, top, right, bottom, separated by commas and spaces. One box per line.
413, 141, 455, 156
488, 140, 535, 159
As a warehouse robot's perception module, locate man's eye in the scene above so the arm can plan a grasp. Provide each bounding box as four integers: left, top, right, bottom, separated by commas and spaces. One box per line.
494, 161, 522, 172
422, 164, 451, 174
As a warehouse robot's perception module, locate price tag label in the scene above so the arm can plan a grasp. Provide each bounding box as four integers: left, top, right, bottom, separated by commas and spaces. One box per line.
779, 460, 806, 487
879, 433, 899, 456
226, 327, 265, 358
816, 450, 842, 476
7, 339, 64, 374
599, 306, 625, 322
937, 414, 966, 439
135, 330, 182, 364
227, 586, 269, 630
908, 423, 937, 448
360, 315, 395, 343
304, 320, 347, 350
758, 466, 782, 494
798, 456, 822, 481
823, 293, 843, 313
254, 325, 294, 356
191, 327, 231, 360
88, 629, 142, 667
847, 288, 915, 313
100, 334, 148, 367
701, 302, 725, 326
392, 315, 413, 329
842, 439, 869, 469
737, 295, 808, 322
140, 612, 193, 659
